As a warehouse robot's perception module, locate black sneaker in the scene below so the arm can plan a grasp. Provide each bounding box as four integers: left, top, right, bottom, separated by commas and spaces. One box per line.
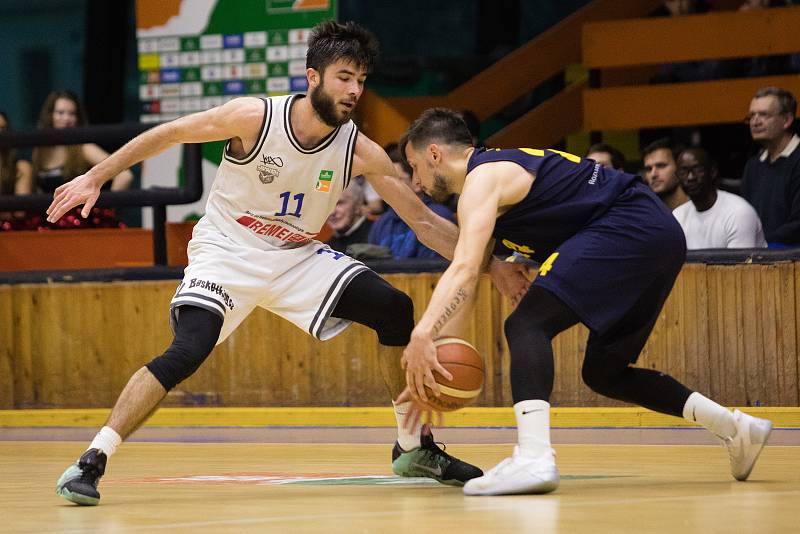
56, 448, 107, 505
391, 425, 483, 486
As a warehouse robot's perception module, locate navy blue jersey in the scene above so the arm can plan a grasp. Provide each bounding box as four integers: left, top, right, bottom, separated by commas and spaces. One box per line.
467, 147, 638, 263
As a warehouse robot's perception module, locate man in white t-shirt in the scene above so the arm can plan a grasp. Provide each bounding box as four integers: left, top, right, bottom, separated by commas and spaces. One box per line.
673, 148, 766, 249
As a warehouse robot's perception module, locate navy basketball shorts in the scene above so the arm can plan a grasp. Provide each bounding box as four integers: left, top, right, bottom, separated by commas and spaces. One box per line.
533, 180, 687, 337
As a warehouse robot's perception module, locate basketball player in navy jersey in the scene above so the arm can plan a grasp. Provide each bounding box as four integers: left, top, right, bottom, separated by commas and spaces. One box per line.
398, 108, 773, 496
47, 22, 504, 506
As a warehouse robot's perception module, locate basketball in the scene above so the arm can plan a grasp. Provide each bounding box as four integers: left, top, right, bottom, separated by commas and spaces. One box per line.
422, 337, 485, 412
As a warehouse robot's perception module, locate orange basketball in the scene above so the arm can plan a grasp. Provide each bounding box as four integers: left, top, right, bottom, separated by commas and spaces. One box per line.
423, 337, 485, 412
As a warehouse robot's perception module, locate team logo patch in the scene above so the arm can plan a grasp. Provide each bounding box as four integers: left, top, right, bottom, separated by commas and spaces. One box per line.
257, 154, 284, 184
257, 163, 279, 184
315, 169, 334, 192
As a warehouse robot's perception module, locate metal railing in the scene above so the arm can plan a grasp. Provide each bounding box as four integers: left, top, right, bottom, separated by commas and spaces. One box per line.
0, 124, 203, 265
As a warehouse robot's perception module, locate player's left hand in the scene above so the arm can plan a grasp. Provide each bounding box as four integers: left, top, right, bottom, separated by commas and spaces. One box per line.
401, 330, 452, 404
488, 257, 531, 308
46, 172, 102, 223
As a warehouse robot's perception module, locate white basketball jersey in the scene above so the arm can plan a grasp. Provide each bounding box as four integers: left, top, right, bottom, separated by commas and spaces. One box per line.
199, 95, 358, 250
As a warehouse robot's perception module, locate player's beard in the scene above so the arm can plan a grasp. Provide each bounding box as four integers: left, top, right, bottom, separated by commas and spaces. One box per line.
429, 173, 451, 203
310, 80, 352, 128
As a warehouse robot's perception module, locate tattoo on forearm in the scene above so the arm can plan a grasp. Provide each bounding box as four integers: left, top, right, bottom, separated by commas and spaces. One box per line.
433, 288, 469, 334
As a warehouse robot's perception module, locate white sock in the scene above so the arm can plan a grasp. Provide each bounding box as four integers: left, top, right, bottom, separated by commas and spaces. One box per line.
393, 401, 422, 451
682, 392, 736, 438
87, 426, 122, 458
514, 399, 552, 458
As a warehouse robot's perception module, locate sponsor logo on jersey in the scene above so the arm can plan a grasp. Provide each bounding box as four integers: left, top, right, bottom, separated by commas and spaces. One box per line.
588, 163, 600, 185
502, 238, 534, 258
237, 215, 313, 244
315, 169, 334, 192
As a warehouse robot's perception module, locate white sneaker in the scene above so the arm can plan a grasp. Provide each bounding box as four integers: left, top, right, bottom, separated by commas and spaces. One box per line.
463, 447, 559, 496
722, 409, 772, 481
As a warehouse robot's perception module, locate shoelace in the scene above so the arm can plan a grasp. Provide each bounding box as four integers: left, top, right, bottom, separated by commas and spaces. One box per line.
78, 464, 101, 485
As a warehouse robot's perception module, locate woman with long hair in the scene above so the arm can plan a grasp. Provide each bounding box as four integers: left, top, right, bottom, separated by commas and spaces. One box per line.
32, 90, 133, 192
32, 91, 132, 228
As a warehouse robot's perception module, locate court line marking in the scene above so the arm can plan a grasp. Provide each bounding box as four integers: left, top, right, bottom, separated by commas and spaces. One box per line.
46, 489, 800, 533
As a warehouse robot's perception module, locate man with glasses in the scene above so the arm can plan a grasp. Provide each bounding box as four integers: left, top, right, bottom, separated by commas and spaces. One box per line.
741, 86, 800, 246
673, 148, 766, 249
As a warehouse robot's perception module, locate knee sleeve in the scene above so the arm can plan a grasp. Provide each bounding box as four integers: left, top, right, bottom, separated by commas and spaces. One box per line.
146, 306, 222, 391
331, 270, 414, 346
369, 287, 414, 346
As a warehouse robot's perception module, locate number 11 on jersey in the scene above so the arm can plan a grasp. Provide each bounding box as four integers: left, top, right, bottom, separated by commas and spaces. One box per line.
275, 191, 305, 217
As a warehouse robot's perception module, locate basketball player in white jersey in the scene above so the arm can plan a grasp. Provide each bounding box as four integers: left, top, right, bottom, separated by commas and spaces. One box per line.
49, 21, 527, 505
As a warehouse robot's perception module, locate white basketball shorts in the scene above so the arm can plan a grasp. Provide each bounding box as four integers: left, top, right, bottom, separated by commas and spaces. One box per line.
170, 224, 368, 344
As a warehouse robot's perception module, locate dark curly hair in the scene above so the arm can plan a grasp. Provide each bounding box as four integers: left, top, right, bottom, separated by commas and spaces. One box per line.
399, 108, 473, 168
306, 20, 379, 75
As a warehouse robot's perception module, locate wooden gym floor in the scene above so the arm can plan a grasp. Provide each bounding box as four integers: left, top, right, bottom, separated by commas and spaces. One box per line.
3, 408, 800, 534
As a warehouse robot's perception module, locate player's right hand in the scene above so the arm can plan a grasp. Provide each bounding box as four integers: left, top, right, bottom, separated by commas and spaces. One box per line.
488, 257, 532, 307
401, 330, 453, 403
47, 173, 102, 223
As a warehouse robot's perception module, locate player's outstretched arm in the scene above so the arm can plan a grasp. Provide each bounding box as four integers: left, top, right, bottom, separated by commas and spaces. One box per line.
47, 97, 264, 222
354, 136, 459, 259
400, 165, 500, 404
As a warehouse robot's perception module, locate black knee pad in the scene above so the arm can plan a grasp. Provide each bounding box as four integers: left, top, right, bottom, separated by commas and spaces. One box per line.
146, 306, 222, 391
373, 288, 414, 346
330, 270, 414, 346
146, 340, 210, 391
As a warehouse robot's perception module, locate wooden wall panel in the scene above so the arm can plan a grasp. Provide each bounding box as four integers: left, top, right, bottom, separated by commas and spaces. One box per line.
766, 263, 797, 405
2, 264, 799, 409
0, 286, 13, 408
10, 286, 33, 407
583, 75, 800, 131
583, 7, 800, 69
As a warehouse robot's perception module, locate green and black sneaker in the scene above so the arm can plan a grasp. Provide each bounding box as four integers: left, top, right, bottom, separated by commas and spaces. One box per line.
392, 425, 482, 486
56, 448, 107, 505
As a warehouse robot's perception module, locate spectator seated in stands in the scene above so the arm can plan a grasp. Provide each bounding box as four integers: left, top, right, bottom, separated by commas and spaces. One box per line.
741, 86, 800, 247
0, 111, 35, 230
673, 148, 766, 249
32, 91, 133, 229
642, 137, 689, 211
586, 142, 626, 171
326, 183, 373, 253
355, 173, 385, 217
352, 143, 411, 218
368, 151, 456, 260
